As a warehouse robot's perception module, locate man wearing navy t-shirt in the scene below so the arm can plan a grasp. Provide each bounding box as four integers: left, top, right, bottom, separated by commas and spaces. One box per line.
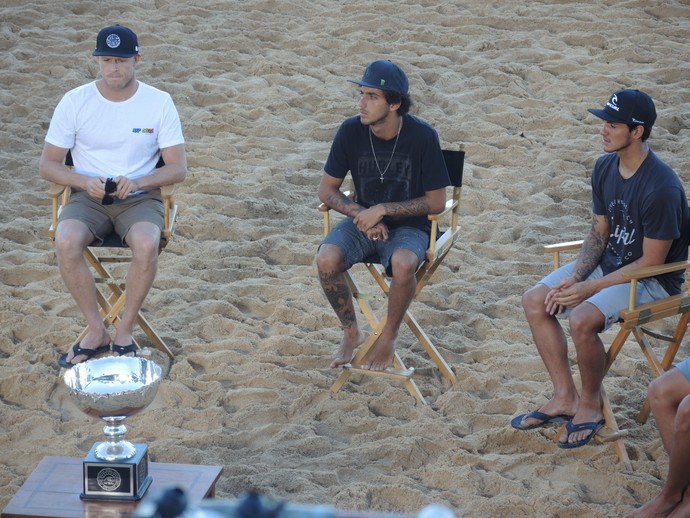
512, 89, 690, 449
316, 60, 450, 372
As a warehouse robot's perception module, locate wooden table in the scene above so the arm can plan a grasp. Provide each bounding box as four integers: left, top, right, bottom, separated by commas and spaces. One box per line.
1, 456, 223, 518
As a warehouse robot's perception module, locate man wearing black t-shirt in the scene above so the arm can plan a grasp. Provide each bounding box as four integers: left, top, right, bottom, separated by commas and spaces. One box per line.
316, 60, 450, 372
512, 89, 690, 449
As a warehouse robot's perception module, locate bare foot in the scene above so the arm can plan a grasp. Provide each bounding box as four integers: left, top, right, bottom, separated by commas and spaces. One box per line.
361, 337, 395, 371
330, 329, 365, 368
627, 493, 681, 518
64, 329, 111, 364
667, 486, 690, 518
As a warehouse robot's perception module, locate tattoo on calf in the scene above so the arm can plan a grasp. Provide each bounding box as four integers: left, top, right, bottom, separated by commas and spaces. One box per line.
319, 272, 356, 328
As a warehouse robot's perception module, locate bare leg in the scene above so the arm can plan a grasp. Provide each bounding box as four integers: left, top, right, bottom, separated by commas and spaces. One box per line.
112, 222, 160, 353
627, 371, 690, 518
316, 244, 364, 367
559, 302, 606, 445
55, 219, 111, 364
517, 284, 580, 428
361, 249, 418, 371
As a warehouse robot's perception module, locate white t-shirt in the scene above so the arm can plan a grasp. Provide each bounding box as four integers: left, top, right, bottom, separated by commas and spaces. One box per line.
45, 80, 185, 180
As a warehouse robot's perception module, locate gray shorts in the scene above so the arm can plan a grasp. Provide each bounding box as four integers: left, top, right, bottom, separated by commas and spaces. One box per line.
540, 260, 670, 331
320, 217, 428, 276
677, 358, 690, 383
58, 189, 164, 246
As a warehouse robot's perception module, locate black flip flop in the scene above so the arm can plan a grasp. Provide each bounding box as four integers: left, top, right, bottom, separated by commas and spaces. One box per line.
111, 343, 138, 357
58, 343, 111, 369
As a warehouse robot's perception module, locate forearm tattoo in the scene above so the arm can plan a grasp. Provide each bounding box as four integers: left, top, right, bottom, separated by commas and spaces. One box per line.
380, 198, 431, 217
324, 191, 363, 217
573, 218, 608, 282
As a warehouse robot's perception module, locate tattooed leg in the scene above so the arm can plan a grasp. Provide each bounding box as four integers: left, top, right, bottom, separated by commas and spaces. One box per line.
317, 245, 364, 367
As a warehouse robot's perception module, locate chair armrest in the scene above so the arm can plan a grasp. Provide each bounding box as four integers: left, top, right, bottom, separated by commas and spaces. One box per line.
622, 260, 690, 282
544, 240, 583, 269
49, 183, 67, 198
543, 240, 585, 253
427, 198, 458, 222
622, 260, 690, 311
160, 183, 177, 197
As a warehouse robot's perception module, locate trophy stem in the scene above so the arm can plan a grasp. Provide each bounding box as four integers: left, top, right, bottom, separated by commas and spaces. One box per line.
94, 417, 137, 461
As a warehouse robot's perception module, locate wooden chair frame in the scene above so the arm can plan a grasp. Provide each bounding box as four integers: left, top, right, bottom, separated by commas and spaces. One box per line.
545, 240, 690, 471
48, 171, 179, 361
319, 149, 464, 404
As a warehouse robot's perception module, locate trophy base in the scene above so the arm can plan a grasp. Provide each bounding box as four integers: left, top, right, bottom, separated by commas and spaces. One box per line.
81, 442, 151, 501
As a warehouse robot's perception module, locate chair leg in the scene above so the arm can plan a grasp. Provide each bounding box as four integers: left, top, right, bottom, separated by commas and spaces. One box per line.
599, 327, 633, 470
330, 263, 454, 402
80, 248, 175, 360
403, 311, 457, 384
329, 314, 427, 404
599, 385, 633, 473
635, 312, 689, 423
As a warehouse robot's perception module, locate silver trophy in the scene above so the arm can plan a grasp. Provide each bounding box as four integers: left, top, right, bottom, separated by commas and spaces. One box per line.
64, 356, 162, 501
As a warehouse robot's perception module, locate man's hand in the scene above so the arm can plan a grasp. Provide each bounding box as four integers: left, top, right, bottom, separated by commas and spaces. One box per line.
366, 222, 389, 242
545, 277, 596, 315
112, 176, 140, 199
85, 176, 109, 199
353, 205, 385, 233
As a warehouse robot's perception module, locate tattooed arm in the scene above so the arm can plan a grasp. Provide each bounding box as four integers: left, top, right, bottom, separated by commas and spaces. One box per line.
546, 213, 673, 313
318, 172, 364, 217
571, 214, 609, 282
353, 188, 446, 233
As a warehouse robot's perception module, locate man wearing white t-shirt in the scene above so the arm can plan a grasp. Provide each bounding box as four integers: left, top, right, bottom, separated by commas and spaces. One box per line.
39, 25, 187, 368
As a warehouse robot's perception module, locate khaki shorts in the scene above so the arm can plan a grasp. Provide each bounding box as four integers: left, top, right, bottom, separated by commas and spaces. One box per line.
58, 189, 164, 246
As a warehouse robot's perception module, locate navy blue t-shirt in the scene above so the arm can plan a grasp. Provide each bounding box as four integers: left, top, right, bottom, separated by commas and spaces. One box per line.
324, 114, 450, 232
592, 150, 690, 294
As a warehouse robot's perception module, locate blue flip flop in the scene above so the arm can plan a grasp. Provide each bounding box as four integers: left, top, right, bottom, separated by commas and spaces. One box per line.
510, 411, 574, 430
58, 343, 110, 369
557, 418, 606, 449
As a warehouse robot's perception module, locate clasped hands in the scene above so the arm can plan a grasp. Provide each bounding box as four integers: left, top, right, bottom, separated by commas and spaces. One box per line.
544, 277, 596, 315
353, 205, 388, 242
84, 175, 139, 201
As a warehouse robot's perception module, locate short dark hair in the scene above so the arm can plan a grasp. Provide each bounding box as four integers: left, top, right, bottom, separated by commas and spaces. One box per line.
384, 90, 412, 116
627, 124, 651, 142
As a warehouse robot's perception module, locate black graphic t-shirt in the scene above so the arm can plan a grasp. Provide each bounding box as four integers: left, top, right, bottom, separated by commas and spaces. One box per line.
324, 114, 450, 232
592, 150, 690, 294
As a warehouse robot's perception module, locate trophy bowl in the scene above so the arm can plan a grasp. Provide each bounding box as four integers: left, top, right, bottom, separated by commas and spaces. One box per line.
64, 356, 162, 462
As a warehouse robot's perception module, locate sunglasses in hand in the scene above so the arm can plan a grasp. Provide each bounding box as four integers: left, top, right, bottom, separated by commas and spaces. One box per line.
102, 178, 117, 205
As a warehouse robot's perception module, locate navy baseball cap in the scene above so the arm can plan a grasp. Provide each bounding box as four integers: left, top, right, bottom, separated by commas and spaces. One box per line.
93, 25, 139, 58
348, 60, 409, 95
588, 89, 656, 129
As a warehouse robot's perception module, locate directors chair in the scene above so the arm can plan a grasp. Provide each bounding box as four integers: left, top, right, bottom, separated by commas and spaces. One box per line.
48, 151, 178, 361
319, 148, 464, 404
545, 241, 690, 471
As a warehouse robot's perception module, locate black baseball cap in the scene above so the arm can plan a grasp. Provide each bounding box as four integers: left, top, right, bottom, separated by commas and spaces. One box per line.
588, 89, 656, 129
93, 25, 139, 58
348, 60, 409, 95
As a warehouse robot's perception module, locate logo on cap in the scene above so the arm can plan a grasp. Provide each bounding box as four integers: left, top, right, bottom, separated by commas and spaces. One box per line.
606, 94, 620, 112
105, 34, 121, 49
380, 80, 386, 86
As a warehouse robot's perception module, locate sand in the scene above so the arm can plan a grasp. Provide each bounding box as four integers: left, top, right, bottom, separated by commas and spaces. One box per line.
2, 0, 690, 516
